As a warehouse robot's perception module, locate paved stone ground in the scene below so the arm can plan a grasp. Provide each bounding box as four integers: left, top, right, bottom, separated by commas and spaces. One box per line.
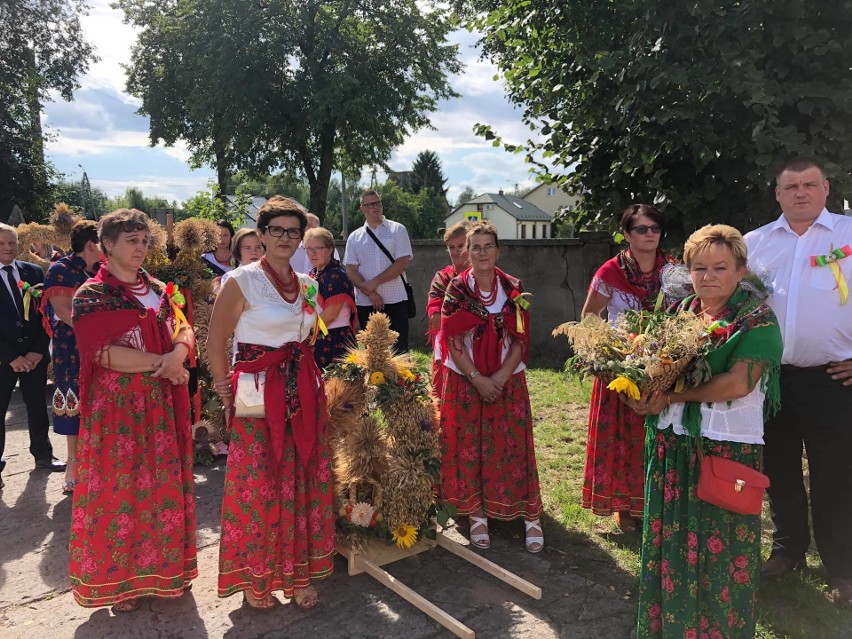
0, 388, 637, 639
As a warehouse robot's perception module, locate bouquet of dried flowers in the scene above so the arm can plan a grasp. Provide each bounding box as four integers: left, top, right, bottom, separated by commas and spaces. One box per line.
553, 309, 709, 399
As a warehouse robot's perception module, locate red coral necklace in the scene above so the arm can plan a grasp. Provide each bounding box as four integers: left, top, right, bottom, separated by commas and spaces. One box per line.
261, 257, 300, 303
473, 273, 498, 306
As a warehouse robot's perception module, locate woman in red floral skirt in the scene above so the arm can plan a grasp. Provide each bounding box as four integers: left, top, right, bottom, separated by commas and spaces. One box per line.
580, 204, 672, 532
69, 209, 197, 613
439, 220, 543, 553
207, 196, 335, 611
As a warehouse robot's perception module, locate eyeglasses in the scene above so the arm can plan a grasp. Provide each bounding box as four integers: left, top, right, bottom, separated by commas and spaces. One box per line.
266, 225, 303, 239
361, 201, 383, 209
631, 224, 662, 235
304, 246, 330, 254
469, 243, 497, 254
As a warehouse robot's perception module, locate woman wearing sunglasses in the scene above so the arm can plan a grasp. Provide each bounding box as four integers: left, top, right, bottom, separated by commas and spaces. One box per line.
579, 204, 673, 532
207, 196, 335, 611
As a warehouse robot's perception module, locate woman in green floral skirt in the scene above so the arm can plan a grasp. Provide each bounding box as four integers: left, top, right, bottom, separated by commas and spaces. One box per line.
626, 224, 783, 638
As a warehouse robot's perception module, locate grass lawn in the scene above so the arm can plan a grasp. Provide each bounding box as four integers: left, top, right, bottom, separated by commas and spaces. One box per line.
409, 350, 852, 639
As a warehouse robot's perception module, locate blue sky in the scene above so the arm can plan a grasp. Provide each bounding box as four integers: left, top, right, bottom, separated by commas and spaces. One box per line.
43, 1, 545, 207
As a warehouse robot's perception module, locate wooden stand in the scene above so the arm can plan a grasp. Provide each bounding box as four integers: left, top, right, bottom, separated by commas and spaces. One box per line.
337, 533, 542, 639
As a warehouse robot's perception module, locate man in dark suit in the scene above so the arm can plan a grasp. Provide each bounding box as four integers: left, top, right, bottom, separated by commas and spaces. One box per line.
0, 222, 65, 487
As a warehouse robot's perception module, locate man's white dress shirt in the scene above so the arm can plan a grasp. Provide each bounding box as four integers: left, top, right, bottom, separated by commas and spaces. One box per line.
344, 218, 413, 305
745, 209, 852, 367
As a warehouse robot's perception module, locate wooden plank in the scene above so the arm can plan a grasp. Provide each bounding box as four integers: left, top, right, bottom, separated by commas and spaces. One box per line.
355, 554, 476, 639
337, 537, 435, 576
436, 534, 542, 600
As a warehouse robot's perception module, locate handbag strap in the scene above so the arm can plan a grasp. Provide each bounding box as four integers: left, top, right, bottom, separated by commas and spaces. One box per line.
365, 226, 409, 286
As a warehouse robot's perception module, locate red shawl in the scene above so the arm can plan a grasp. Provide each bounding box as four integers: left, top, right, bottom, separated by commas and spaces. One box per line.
440, 267, 530, 376
72, 264, 190, 428
232, 342, 325, 468
592, 249, 673, 311
426, 264, 457, 345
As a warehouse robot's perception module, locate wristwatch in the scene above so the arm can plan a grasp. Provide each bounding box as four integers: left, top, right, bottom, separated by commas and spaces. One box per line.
468, 369, 480, 381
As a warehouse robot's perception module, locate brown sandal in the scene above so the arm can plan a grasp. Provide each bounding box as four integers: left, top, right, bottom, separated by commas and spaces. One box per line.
293, 586, 318, 610
111, 598, 141, 614
243, 590, 276, 611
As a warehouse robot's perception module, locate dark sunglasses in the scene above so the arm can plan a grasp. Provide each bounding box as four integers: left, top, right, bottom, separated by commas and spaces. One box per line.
631, 224, 662, 235
266, 225, 303, 239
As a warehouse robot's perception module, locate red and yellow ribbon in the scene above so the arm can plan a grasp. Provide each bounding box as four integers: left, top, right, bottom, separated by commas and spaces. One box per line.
165, 282, 191, 340
810, 244, 851, 306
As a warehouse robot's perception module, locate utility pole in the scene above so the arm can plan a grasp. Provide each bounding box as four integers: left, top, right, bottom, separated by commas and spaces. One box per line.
341, 171, 348, 238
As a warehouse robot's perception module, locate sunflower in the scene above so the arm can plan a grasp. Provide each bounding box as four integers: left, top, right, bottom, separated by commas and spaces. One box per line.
399, 368, 416, 382
344, 352, 359, 364
607, 375, 640, 400
391, 523, 418, 549
369, 371, 386, 385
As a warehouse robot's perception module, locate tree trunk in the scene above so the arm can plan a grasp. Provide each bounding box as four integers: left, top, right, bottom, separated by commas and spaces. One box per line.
215, 145, 228, 199
306, 123, 337, 221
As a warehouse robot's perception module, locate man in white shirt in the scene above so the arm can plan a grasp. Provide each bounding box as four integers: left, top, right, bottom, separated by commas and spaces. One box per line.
745, 157, 852, 605
291, 212, 339, 273
344, 190, 413, 352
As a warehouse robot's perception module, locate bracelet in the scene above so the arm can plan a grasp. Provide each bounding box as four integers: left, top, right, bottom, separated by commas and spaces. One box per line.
468, 369, 480, 381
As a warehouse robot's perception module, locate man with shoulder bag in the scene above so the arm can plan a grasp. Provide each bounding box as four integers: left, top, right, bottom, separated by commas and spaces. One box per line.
344, 190, 414, 353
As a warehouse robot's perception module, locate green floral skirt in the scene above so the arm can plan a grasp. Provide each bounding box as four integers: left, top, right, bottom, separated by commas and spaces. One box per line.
637, 427, 762, 639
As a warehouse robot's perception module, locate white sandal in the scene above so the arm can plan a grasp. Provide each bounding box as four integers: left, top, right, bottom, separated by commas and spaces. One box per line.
469, 515, 490, 549
524, 519, 544, 554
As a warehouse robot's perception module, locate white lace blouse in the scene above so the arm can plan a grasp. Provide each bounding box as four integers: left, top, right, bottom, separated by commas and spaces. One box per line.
655, 380, 767, 445
228, 261, 320, 348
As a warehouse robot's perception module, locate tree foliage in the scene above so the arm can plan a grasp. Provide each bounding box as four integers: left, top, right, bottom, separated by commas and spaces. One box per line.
118, 0, 462, 220
454, 186, 477, 207
376, 180, 447, 239
409, 150, 448, 195
461, 1, 852, 243
0, 0, 96, 220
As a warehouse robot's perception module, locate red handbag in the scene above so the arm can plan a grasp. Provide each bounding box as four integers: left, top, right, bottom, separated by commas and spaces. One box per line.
696, 442, 770, 516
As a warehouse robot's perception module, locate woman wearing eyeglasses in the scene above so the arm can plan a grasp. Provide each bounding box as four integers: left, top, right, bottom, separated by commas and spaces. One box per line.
439, 221, 543, 553
579, 204, 673, 532
207, 196, 335, 611
304, 226, 356, 368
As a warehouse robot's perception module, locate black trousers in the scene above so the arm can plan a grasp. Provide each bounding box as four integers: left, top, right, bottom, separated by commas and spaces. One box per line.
0, 357, 53, 465
357, 301, 410, 353
764, 365, 852, 579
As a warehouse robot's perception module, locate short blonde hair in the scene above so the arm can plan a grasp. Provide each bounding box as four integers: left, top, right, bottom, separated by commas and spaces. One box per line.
303, 226, 335, 249
683, 224, 748, 269
443, 221, 469, 243
0, 222, 17, 238
466, 220, 499, 248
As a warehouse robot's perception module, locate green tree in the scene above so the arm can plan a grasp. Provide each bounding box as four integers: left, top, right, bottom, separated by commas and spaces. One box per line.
0, 0, 96, 221
119, 0, 462, 220
454, 186, 477, 207
409, 150, 448, 195
375, 180, 447, 239
49, 178, 111, 216
461, 0, 852, 244
180, 182, 250, 227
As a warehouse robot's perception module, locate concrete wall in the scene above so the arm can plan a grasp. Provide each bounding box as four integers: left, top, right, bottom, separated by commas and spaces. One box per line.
338, 233, 614, 362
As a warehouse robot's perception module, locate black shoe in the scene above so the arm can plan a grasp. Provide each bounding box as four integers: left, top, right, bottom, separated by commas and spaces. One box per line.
0, 458, 5, 473
761, 554, 805, 581
34, 457, 67, 472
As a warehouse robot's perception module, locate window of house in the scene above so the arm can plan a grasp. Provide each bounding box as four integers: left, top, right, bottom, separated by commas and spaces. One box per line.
520, 224, 526, 239
546, 187, 557, 196
476, 203, 484, 212
532, 224, 537, 239
542, 224, 548, 238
